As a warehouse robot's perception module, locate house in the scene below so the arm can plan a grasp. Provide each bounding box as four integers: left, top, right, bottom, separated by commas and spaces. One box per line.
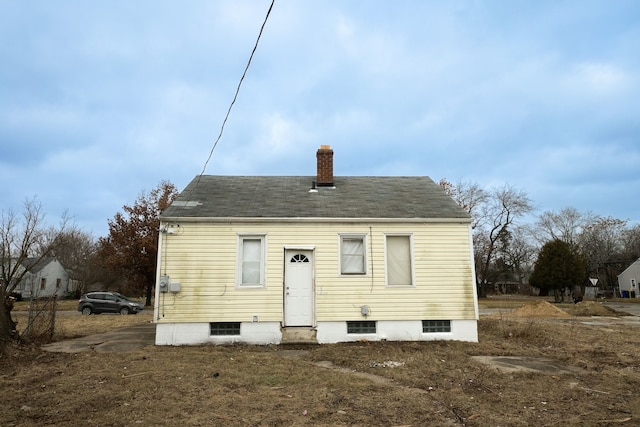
618, 258, 640, 298
16, 257, 72, 299
154, 146, 478, 345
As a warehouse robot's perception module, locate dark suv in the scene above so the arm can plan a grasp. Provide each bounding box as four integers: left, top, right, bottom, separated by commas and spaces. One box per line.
77, 292, 144, 315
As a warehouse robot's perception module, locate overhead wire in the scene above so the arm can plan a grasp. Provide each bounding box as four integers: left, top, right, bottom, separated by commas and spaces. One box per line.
177, 0, 275, 207
163, 0, 276, 219
157, 1, 276, 311
199, 0, 275, 177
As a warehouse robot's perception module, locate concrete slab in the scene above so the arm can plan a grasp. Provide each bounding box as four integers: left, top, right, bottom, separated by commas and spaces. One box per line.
471, 356, 586, 375
603, 301, 640, 316
42, 323, 156, 353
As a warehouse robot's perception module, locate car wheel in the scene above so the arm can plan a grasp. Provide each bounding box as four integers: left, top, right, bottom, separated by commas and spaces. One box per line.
119, 307, 130, 315
81, 307, 92, 315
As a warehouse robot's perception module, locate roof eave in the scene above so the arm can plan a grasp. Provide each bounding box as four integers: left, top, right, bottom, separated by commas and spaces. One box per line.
160, 216, 472, 224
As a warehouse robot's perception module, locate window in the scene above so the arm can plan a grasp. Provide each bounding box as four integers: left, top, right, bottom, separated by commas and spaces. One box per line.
422, 320, 451, 333
237, 235, 266, 287
340, 234, 366, 275
210, 322, 241, 336
56, 278, 61, 289
347, 321, 376, 334
290, 254, 309, 263
40, 278, 46, 290
385, 235, 413, 286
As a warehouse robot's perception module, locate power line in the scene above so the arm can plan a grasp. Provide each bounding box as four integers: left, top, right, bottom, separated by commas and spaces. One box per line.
199, 0, 275, 176
165, 0, 275, 212
158, 2, 276, 307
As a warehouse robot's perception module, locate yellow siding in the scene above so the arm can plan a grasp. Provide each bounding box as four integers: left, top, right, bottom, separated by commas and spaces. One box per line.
156, 221, 476, 323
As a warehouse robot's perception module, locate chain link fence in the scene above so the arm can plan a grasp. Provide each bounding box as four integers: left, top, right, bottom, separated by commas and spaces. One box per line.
21, 296, 57, 343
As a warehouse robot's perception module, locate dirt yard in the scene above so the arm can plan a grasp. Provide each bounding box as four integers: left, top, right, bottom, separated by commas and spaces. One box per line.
2, 299, 640, 426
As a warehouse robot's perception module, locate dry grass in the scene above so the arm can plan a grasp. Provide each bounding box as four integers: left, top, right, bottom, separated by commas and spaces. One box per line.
12, 298, 153, 340
480, 295, 640, 309
12, 299, 79, 312
13, 311, 154, 340
2, 301, 640, 426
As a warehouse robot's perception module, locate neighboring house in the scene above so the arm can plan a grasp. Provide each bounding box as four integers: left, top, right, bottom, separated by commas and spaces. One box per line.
154, 146, 478, 345
618, 258, 640, 298
16, 257, 72, 299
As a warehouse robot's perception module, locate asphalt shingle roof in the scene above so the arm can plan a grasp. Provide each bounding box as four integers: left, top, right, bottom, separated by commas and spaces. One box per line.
161, 176, 470, 221
20, 257, 54, 273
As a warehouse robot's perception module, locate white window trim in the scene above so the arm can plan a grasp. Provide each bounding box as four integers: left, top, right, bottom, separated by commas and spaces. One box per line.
338, 233, 368, 276
384, 233, 415, 288
236, 234, 267, 288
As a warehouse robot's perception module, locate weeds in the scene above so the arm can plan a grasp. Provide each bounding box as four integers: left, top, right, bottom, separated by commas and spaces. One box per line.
3, 300, 640, 426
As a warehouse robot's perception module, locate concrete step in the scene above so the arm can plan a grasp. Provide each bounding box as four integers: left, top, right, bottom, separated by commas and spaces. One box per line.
281, 326, 317, 343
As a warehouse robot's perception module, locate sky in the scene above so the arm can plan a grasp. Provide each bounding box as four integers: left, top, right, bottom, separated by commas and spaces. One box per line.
2, 0, 639, 237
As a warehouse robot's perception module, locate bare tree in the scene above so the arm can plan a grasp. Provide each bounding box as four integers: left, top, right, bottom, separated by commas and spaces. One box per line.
620, 224, 640, 262
499, 225, 537, 289
440, 179, 533, 298
474, 185, 534, 297
534, 207, 587, 246
0, 199, 72, 345
51, 230, 99, 297
439, 178, 488, 229
578, 216, 628, 290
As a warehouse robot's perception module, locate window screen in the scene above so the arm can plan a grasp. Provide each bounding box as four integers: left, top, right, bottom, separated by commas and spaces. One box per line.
240, 237, 264, 286
386, 235, 412, 286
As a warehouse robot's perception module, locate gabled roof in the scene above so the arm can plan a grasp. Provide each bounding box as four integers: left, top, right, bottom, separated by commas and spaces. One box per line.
619, 258, 640, 277
162, 175, 471, 221
20, 257, 55, 274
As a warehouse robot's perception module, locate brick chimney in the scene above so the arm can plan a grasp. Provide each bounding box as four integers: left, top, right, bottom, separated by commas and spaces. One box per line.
316, 145, 334, 187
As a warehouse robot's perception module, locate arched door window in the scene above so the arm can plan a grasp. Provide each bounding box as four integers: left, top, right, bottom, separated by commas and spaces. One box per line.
290, 254, 309, 263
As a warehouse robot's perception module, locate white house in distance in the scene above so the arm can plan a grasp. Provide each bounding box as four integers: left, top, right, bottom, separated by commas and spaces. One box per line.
154, 146, 478, 345
618, 258, 640, 298
16, 257, 72, 299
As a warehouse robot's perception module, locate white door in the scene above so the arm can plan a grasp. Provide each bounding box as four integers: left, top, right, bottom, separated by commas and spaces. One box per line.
284, 249, 314, 326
